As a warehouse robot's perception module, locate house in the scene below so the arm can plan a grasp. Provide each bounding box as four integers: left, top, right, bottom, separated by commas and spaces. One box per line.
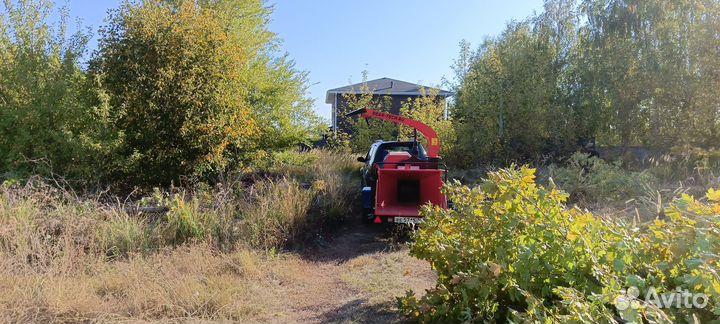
325, 77, 452, 133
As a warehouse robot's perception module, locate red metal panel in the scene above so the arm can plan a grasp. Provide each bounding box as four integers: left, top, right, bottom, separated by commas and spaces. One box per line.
374, 168, 446, 217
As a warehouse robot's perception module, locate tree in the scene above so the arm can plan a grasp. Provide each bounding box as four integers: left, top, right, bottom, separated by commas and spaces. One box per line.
453, 13, 579, 165
579, 0, 720, 147
400, 88, 456, 162
334, 72, 398, 153
90, 0, 320, 186
0, 0, 93, 180
452, 0, 720, 166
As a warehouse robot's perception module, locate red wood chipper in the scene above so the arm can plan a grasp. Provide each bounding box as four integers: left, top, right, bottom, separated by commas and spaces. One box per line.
347, 108, 448, 225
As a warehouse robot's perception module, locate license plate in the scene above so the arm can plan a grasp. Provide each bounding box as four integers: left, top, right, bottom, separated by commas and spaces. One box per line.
394, 217, 423, 224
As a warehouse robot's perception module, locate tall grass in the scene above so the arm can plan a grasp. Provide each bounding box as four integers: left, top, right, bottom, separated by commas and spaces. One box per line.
238, 149, 359, 249
239, 178, 314, 250
548, 151, 720, 220
308, 151, 360, 222
548, 152, 657, 204
0, 149, 360, 322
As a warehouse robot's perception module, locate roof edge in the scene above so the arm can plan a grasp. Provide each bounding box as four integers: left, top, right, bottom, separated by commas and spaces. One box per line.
324, 90, 453, 104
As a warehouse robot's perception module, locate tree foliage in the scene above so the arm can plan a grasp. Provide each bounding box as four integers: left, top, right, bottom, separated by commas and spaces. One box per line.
333, 74, 399, 153
334, 73, 455, 157
400, 87, 456, 160
452, 0, 720, 166
0, 0, 321, 187
0, 0, 93, 180
88, 0, 321, 186
401, 166, 720, 323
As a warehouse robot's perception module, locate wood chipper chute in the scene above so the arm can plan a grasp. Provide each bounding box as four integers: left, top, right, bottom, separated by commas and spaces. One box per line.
346, 108, 448, 224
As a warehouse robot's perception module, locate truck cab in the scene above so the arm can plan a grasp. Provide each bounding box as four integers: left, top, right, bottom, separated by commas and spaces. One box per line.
358, 140, 428, 189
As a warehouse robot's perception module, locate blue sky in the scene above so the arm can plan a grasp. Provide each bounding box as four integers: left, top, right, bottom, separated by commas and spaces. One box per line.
66, 0, 545, 121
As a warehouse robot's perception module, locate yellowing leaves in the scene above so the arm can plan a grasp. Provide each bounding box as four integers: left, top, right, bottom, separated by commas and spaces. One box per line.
567, 231, 578, 241
89, 0, 319, 185
488, 262, 503, 277
404, 166, 720, 324
707, 188, 720, 202
521, 167, 536, 184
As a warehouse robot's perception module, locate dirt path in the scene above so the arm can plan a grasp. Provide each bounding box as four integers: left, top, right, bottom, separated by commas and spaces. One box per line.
269, 220, 437, 324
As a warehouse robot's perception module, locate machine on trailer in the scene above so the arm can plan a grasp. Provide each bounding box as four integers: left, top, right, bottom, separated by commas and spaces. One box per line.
347, 108, 448, 225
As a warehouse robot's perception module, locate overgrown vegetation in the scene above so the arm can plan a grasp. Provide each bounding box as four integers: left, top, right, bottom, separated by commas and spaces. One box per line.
451, 0, 720, 165
331, 72, 456, 159
1, 0, 719, 323
549, 152, 658, 204
0, 149, 363, 322
332, 75, 400, 153
0, 0, 94, 181
400, 166, 719, 323
0, 0, 321, 188
2, 151, 354, 255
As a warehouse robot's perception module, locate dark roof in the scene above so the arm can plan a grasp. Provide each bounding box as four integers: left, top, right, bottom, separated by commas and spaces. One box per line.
325, 77, 452, 104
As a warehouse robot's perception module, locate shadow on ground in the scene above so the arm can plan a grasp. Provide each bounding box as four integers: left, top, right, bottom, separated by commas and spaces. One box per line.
300, 217, 417, 264
315, 299, 402, 324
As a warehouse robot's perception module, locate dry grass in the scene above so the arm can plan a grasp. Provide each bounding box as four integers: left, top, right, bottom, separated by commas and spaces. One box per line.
545, 151, 720, 221
340, 251, 436, 303
0, 243, 287, 322
0, 149, 363, 323
238, 178, 315, 250
0, 182, 281, 322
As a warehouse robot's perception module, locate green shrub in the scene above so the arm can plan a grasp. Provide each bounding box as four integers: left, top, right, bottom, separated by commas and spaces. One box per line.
0, 0, 98, 181
264, 149, 321, 181
161, 194, 219, 245
400, 166, 719, 324
549, 152, 657, 203
101, 215, 149, 258
324, 130, 352, 153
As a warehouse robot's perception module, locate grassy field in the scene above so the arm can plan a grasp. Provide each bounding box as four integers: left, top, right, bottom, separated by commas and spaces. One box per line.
2, 150, 429, 323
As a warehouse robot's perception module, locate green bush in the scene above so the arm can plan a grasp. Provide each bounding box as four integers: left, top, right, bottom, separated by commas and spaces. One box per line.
161, 194, 219, 245
89, 0, 321, 187
101, 215, 149, 258
549, 152, 657, 203
400, 166, 719, 324
0, 0, 98, 181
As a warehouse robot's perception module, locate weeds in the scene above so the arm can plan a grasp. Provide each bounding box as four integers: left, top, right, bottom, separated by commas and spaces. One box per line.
549, 152, 657, 203
239, 178, 314, 250
548, 151, 720, 221
0, 244, 277, 322
309, 151, 359, 222
162, 194, 218, 245
0, 149, 360, 322
101, 215, 149, 258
